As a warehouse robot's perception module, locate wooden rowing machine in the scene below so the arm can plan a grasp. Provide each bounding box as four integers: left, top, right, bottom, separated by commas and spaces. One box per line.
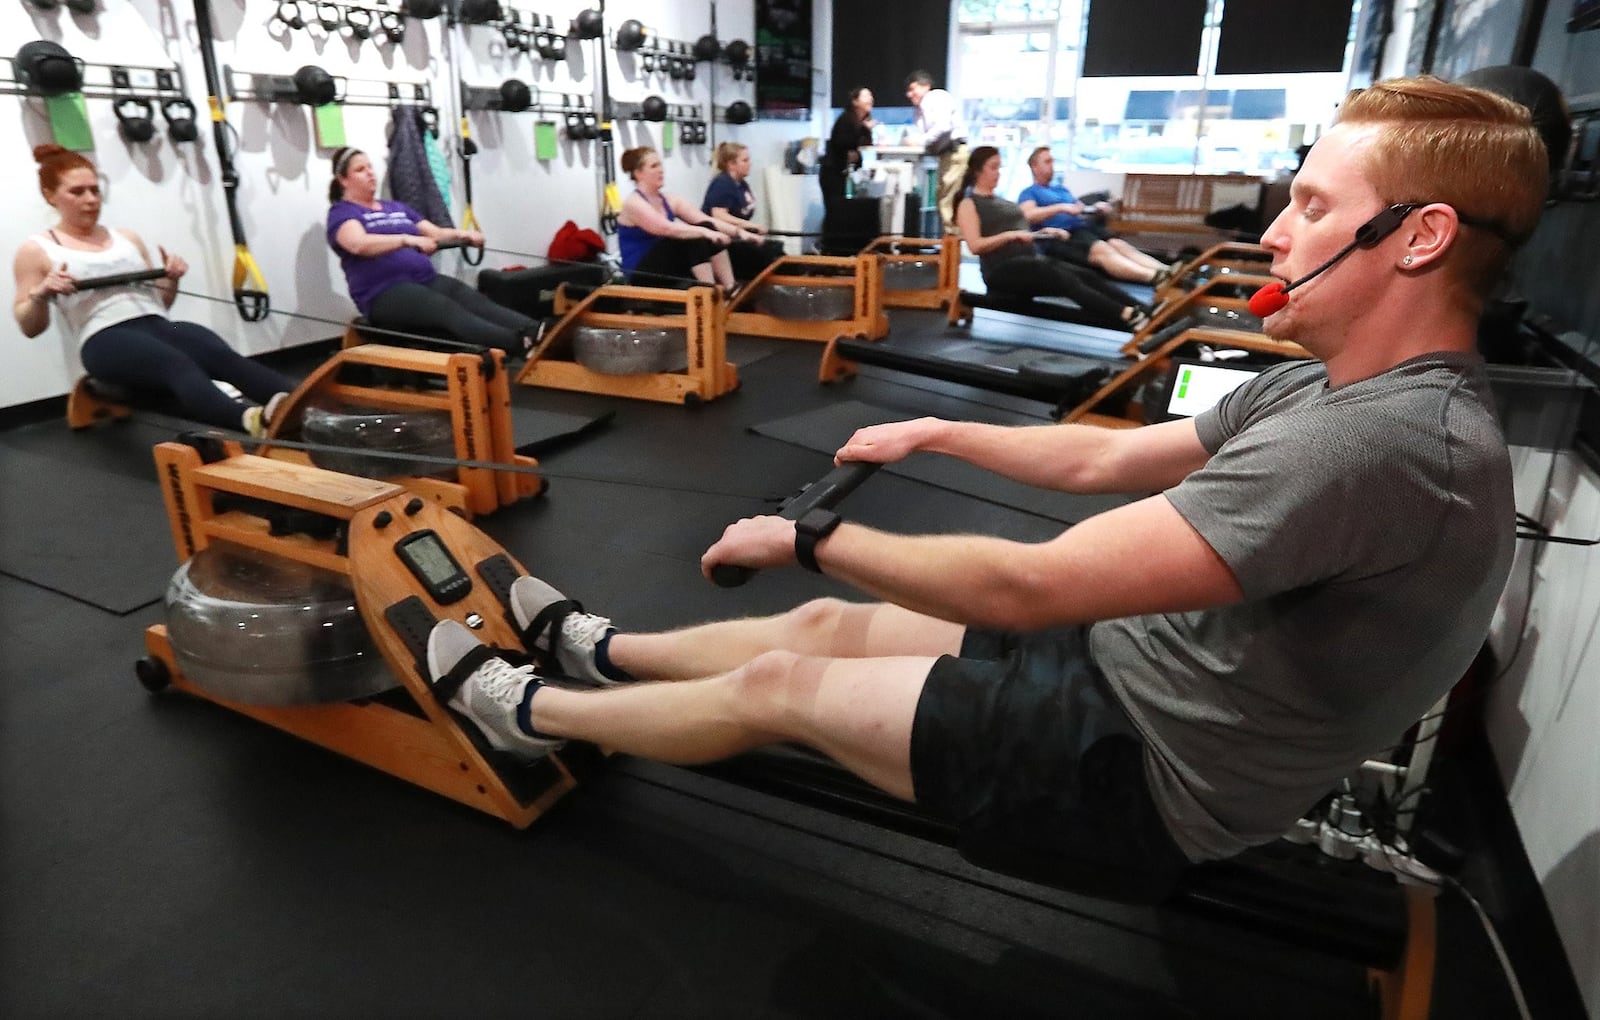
723, 254, 889, 343
138, 440, 580, 828
516, 283, 737, 405
262, 343, 542, 519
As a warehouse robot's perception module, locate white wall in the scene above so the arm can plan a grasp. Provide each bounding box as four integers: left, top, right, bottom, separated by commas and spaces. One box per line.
2, 0, 827, 411
1486, 446, 1600, 1017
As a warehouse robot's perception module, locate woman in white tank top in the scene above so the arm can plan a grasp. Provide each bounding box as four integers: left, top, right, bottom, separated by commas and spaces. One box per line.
13, 145, 295, 434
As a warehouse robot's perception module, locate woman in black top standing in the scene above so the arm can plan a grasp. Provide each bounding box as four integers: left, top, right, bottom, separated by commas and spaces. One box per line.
819, 87, 875, 252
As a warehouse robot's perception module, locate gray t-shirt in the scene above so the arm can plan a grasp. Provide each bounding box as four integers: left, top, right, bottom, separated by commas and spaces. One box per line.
968, 193, 1036, 280
1090, 353, 1515, 861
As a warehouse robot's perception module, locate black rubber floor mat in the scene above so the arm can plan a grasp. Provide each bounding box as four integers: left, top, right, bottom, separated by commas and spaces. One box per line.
0, 445, 174, 613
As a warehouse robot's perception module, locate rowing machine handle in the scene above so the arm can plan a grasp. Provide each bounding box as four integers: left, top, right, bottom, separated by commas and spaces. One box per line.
431, 238, 484, 253
73, 268, 169, 291
710, 461, 880, 588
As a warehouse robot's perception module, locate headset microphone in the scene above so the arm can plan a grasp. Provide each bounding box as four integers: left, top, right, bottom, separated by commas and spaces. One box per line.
1247, 203, 1420, 318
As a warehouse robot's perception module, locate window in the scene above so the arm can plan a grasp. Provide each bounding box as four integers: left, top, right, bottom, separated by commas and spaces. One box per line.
949, 0, 1359, 179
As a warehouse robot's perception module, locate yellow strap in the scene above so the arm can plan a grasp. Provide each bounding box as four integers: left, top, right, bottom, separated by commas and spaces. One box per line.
603, 181, 622, 215
208, 96, 225, 122
231, 245, 267, 292
461, 204, 480, 232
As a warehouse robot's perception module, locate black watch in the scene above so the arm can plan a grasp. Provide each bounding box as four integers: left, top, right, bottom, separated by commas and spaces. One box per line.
794, 509, 842, 574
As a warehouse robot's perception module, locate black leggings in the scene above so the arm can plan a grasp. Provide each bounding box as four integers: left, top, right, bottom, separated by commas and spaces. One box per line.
367, 275, 538, 353
627, 236, 721, 287
728, 238, 785, 281
79, 315, 297, 430
982, 255, 1138, 327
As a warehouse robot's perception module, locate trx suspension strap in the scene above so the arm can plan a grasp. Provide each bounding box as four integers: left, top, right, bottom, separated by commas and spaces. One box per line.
457, 116, 484, 265
596, 0, 621, 234
192, 0, 269, 321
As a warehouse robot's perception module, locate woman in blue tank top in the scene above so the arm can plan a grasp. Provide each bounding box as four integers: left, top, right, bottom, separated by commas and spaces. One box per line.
618, 147, 755, 293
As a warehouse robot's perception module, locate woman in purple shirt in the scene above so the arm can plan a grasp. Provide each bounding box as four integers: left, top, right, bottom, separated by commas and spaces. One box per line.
326, 147, 538, 354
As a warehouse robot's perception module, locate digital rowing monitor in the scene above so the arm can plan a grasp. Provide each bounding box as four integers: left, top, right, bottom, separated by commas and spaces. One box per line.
394, 529, 472, 604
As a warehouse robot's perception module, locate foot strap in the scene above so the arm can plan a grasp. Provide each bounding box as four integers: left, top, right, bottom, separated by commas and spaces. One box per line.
428, 644, 502, 704
518, 598, 584, 671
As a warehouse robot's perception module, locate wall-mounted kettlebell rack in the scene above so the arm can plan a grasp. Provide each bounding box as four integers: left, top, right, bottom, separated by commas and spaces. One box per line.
615, 97, 708, 145
624, 35, 711, 85
462, 81, 598, 140
4, 50, 197, 146
271, 0, 439, 49
226, 64, 430, 108
483, 5, 573, 62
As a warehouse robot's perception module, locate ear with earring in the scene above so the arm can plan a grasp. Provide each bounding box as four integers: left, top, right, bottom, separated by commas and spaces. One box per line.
1401, 255, 1414, 266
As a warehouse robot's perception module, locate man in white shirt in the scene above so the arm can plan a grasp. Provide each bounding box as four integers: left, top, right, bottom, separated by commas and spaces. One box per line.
905, 70, 967, 232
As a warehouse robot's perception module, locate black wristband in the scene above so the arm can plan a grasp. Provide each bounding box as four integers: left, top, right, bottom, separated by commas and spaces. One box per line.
794, 508, 842, 574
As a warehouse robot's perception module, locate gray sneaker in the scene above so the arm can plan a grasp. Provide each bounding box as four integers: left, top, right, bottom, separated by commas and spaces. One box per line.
426, 620, 561, 761
510, 576, 620, 685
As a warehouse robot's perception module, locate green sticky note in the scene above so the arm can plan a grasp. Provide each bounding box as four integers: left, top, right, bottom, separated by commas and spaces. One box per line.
534, 120, 558, 160
662, 120, 674, 153
314, 103, 346, 148
46, 93, 94, 152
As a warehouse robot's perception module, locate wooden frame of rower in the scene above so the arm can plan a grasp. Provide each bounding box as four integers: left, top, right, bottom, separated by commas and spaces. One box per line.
1065, 325, 1310, 427
1155, 241, 1273, 304
67, 377, 134, 429
1129, 274, 1273, 358
857, 234, 961, 313
723, 254, 889, 343
263, 344, 541, 519
516, 284, 737, 405
141, 440, 577, 828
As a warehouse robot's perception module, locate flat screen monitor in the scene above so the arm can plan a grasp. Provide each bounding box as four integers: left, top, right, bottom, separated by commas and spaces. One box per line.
1151, 358, 1266, 423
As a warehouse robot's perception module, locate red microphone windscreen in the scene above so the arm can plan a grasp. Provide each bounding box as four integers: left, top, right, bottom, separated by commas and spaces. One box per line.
1248, 281, 1289, 317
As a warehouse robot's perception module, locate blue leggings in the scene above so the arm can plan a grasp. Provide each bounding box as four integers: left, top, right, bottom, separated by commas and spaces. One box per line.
79, 315, 297, 430
367, 275, 538, 353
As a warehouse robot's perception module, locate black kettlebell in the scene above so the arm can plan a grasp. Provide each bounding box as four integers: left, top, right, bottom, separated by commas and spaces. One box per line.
693, 34, 720, 62
581, 112, 599, 140
275, 0, 305, 30
564, 110, 583, 138
293, 64, 338, 105
379, 11, 405, 44
615, 18, 646, 51
115, 97, 157, 143
499, 78, 532, 113
402, 0, 443, 17
14, 40, 85, 96
344, 7, 372, 40
641, 95, 667, 122
572, 8, 602, 40
724, 39, 751, 66
668, 55, 683, 80
726, 100, 753, 125
162, 97, 199, 143
315, 1, 341, 31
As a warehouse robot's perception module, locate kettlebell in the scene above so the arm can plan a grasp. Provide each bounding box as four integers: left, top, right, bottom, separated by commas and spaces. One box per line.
379, 11, 405, 44
115, 97, 157, 143
640, 94, 667, 122
162, 97, 199, 143
275, 0, 305, 30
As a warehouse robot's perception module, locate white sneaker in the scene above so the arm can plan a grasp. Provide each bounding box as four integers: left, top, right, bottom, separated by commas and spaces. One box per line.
509, 576, 620, 685
426, 620, 561, 761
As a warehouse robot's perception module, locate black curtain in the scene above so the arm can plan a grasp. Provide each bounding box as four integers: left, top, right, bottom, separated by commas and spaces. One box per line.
831, 0, 949, 109
1214, 0, 1358, 75
1082, 0, 1208, 77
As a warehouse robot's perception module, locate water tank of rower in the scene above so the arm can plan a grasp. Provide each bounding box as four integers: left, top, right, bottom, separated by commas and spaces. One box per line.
165, 542, 393, 706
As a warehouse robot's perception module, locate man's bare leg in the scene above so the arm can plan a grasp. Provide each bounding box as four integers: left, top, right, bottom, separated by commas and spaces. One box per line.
533, 649, 936, 799
607, 598, 966, 681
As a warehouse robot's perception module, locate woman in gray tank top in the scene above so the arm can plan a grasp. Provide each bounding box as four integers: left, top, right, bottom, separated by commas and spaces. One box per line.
954, 147, 1150, 332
